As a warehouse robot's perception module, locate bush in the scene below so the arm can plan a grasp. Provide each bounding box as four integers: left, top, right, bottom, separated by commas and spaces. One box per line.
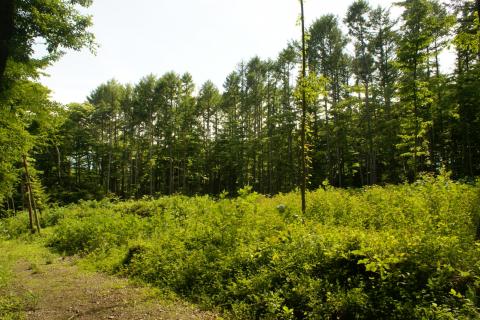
16, 176, 479, 318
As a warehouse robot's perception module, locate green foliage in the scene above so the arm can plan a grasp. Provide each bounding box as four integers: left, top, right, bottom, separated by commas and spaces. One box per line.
1, 0, 480, 316
0, 111, 30, 204
6, 0, 95, 73
0, 0, 95, 215
4, 177, 474, 319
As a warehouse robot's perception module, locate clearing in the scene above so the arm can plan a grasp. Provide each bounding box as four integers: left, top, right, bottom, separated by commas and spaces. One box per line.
0, 240, 219, 320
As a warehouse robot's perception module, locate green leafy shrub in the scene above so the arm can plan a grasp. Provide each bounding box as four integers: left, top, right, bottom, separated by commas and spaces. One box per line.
18, 176, 479, 318
47, 206, 146, 255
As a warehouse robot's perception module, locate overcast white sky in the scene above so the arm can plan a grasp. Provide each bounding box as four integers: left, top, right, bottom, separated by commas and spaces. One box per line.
40, 0, 409, 104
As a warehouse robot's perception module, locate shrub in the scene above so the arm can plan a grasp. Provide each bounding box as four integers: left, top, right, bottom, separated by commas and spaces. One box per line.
30, 176, 480, 318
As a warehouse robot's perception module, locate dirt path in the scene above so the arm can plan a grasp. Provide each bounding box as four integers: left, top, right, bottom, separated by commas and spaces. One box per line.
1, 242, 219, 320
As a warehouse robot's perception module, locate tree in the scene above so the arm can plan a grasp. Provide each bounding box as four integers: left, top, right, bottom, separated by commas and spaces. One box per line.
198, 80, 222, 193
299, 0, 308, 213
0, 0, 15, 87
131, 74, 157, 195
308, 15, 350, 186
11, 0, 480, 206
369, 6, 400, 182
0, 0, 95, 213
176, 73, 201, 195
1, 66, 59, 194
87, 80, 126, 194
451, 0, 480, 177
0, 0, 95, 89
218, 71, 243, 194
396, 0, 436, 179
154, 72, 182, 195
346, 0, 377, 184
275, 45, 298, 192
425, 1, 455, 171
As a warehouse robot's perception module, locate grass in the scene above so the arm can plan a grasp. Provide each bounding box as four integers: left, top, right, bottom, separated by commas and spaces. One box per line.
0, 239, 54, 320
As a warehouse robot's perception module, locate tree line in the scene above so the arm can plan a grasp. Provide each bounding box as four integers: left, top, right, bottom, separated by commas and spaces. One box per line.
2, 0, 480, 208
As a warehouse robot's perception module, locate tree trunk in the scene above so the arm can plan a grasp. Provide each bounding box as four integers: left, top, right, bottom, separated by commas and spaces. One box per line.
300, 0, 307, 214
55, 144, 62, 183
22, 155, 40, 234
477, 0, 480, 61
11, 196, 16, 213
412, 48, 419, 179
0, 0, 14, 87
23, 183, 34, 232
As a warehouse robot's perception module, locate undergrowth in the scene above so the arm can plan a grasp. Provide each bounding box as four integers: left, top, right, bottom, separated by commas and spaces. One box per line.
2, 174, 480, 319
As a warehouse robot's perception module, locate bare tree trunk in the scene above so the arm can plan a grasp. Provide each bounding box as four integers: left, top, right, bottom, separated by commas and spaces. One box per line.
11, 196, 16, 213
22, 155, 40, 234
27, 179, 41, 223
121, 125, 127, 197
0, 0, 14, 87
23, 183, 34, 232
324, 97, 331, 183
107, 121, 112, 194
477, 0, 480, 61
55, 144, 62, 182
29, 179, 42, 216
300, 0, 307, 214
267, 86, 273, 195
20, 181, 24, 212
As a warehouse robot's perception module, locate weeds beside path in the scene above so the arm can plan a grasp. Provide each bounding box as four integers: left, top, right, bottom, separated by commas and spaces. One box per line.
0, 240, 219, 320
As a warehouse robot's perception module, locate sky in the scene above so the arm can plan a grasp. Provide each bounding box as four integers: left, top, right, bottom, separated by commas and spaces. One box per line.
40, 0, 406, 104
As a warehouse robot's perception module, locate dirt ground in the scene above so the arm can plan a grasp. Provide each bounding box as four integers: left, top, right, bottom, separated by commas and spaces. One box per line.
5, 255, 220, 320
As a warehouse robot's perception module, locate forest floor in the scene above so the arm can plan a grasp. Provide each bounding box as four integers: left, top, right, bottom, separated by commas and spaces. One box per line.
0, 240, 220, 320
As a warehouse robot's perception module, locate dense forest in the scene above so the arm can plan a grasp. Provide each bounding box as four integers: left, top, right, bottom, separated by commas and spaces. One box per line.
0, 0, 480, 208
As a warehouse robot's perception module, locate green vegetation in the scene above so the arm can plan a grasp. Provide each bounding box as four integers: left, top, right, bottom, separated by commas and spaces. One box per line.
1, 0, 480, 318
0, 239, 56, 319
0, 238, 218, 320
3, 175, 479, 319
0, 0, 95, 226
